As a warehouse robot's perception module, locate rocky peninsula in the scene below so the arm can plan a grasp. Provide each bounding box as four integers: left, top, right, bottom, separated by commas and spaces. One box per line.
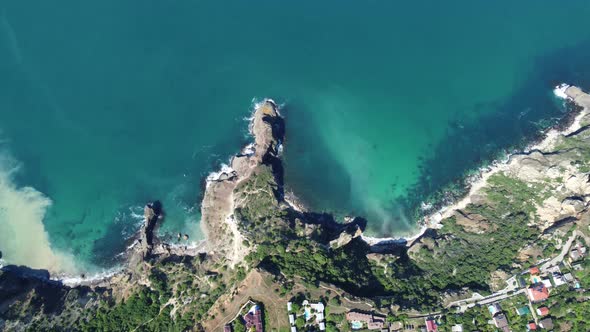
200, 99, 284, 266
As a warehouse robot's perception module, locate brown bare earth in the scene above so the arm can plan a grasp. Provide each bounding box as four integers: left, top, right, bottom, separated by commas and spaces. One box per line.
203, 269, 289, 332
204, 268, 389, 332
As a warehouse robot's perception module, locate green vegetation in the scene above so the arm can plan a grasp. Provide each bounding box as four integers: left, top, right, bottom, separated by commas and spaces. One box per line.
248, 237, 439, 309
78, 287, 184, 332
77, 257, 229, 331
243, 173, 553, 311
249, 239, 378, 293
555, 130, 590, 172
234, 165, 294, 242
544, 255, 590, 331
233, 317, 247, 332
443, 305, 498, 332
412, 173, 543, 291
497, 294, 532, 332
485, 173, 551, 216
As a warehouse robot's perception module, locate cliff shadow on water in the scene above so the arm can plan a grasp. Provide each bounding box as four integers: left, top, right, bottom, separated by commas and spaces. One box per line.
398, 38, 590, 220
281, 100, 353, 214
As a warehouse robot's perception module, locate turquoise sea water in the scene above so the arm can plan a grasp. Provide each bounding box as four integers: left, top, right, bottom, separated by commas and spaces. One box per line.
1, 1, 590, 272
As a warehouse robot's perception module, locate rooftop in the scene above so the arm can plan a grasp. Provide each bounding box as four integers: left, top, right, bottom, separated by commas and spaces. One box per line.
243, 306, 263, 332
536, 306, 549, 316
527, 283, 549, 302
516, 306, 530, 316
425, 318, 437, 332
539, 318, 554, 330
451, 324, 463, 332
493, 313, 509, 329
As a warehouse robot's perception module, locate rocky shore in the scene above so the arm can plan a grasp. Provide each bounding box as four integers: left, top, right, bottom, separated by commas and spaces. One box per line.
364, 84, 590, 249
401, 85, 590, 250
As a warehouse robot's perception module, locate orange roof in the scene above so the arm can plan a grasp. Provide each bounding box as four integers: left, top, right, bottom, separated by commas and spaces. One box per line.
529, 267, 540, 275
527, 284, 549, 302
528, 322, 537, 330
537, 307, 549, 316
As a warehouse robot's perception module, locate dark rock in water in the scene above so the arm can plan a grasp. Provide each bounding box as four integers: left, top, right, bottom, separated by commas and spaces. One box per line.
183, 234, 189, 241
138, 201, 164, 259
146, 200, 162, 215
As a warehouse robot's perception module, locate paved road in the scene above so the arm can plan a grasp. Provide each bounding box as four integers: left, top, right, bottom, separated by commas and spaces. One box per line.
540, 231, 579, 271
448, 288, 526, 313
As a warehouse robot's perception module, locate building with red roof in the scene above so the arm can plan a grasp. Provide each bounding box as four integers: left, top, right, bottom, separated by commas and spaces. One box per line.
529, 266, 540, 275
536, 306, 549, 316
527, 322, 537, 330
425, 317, 437, 332
526, 284, 549, 303
243, 305, 263, 332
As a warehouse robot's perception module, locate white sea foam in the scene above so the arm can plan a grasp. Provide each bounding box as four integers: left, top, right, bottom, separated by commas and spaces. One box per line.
0, 151, 78, 274
241, 143, 255, 156
553, 83, 570, 100
205, 164, 234, 188
57, 266, 122, 286
129, 205, 147, 221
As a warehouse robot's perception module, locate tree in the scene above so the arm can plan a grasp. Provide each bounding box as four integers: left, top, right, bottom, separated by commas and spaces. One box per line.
233, 318, 247, 332
295, 316, 306, 329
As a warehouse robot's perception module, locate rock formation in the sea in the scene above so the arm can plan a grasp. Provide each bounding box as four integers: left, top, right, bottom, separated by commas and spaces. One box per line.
139, 200, 162, 258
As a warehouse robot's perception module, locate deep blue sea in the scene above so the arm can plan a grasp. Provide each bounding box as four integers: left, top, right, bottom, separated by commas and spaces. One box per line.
1, 0, 590, 273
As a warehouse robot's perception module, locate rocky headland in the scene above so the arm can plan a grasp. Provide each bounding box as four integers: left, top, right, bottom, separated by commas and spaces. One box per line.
200, 99, 284, 266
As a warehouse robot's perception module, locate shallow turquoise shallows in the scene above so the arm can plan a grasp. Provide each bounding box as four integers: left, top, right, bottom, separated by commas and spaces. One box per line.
2, 0, 590, 271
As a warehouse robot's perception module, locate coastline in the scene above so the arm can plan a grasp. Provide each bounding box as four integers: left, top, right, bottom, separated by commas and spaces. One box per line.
363, 84, 588, 246
48, 84, 588, 282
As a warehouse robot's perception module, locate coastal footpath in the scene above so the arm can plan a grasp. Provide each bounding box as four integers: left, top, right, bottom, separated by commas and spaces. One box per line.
1, 87, 590, 331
